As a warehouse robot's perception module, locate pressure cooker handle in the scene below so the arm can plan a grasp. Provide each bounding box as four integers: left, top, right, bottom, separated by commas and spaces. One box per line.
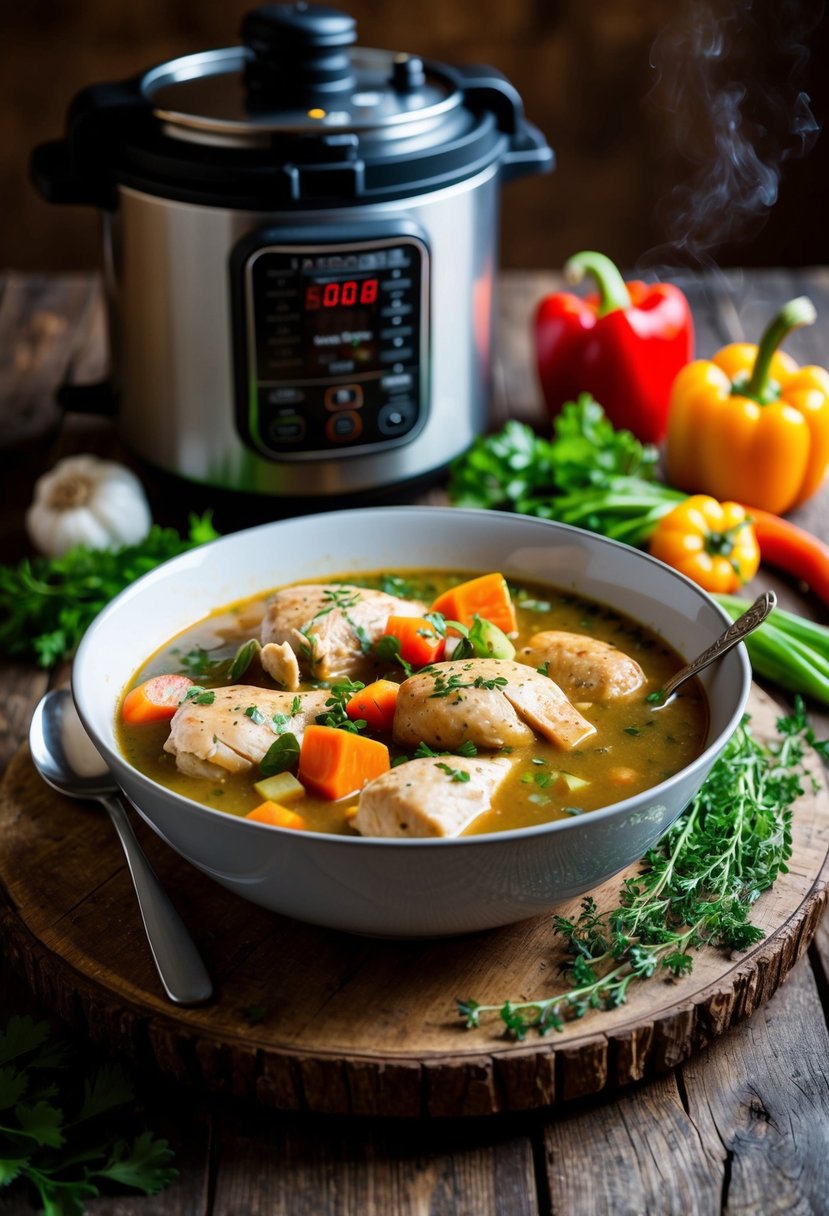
56, 379, 118, 417
449, 64, 554, 182
30, 80, 149, 209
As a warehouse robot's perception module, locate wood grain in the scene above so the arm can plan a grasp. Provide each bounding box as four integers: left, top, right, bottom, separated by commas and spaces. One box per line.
0, 688, 825, 1118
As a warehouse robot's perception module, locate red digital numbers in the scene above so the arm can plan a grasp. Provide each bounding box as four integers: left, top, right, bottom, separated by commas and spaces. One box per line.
304, 279, 379, 310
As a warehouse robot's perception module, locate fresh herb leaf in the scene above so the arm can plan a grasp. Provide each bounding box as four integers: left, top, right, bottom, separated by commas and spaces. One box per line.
315, 680, 366, 733
458, 707, 825, 1038
436, 762, 471, 783
260, 733, 300, 776
184, 686, 215, 706
447, 396, 683, 547
0, 1017, 176, 1213
93, 1130, 176, 1195
244, 705, 265, 725
373, 635, 413, 677
0, 513, 218, 668
229, 638, 261, 681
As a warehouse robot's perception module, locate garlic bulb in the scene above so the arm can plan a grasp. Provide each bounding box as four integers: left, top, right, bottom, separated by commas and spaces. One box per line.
26, 455, 153, 557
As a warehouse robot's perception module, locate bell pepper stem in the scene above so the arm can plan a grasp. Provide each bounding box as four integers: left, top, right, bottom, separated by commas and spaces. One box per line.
564, 251, 632, 317
745, 296, 816, 401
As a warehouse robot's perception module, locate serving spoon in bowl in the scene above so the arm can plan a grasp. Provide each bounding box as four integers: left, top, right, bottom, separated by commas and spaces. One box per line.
29, 688, 213, 1006
650, 590, 776, 707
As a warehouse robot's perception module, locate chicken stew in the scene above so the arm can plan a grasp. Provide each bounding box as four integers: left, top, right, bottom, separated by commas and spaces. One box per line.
116, 571, 708, 838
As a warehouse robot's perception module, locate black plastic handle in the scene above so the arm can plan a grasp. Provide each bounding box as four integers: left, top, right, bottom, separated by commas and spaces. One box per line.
57, 379, 118, 416
446, 63, 554, 183
30, 79, 148, 209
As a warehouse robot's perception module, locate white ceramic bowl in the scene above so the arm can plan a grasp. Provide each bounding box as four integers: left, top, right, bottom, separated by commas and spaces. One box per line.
73, 507, 751, 938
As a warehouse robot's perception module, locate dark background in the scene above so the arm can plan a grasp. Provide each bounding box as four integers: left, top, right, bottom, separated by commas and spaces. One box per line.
2, 0, 827, 274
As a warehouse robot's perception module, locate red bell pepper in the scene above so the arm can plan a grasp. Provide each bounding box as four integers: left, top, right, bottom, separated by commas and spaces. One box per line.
534, 251, 694, 444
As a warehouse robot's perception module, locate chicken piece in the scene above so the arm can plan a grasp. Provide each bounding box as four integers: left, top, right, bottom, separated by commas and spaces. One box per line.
164, 685, 328, 778
260, 583, 425, 681
353, 755, 512, 838
519, 631, 645, 701
393, 659, 596, 752
260, 641, 301, 691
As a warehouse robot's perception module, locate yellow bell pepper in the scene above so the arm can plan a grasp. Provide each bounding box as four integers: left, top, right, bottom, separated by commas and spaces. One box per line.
648, 495, 761, 594
666, 297, 829, 515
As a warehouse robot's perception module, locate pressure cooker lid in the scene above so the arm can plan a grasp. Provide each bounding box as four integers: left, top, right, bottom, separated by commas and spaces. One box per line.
141, 3, 457, 143
31, 2, 553, 210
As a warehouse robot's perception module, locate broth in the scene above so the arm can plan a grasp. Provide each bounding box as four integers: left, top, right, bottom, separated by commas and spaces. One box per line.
116, 570, 708, 836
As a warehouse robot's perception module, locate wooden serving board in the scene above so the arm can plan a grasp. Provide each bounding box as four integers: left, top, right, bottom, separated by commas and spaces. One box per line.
1, 687, 827, 1118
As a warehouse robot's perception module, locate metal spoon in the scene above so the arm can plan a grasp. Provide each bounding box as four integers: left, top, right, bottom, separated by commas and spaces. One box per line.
28, 688, 213, 1006
652, 590, 777, 706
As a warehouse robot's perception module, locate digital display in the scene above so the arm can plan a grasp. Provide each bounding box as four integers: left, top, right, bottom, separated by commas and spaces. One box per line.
304, 279, 379, 310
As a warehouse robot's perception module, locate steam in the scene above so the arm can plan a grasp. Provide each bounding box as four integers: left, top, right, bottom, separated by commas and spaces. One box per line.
646, 0, 822, 265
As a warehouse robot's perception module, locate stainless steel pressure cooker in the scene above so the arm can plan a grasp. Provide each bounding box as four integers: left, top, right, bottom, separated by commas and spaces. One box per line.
33, 3, 552, 499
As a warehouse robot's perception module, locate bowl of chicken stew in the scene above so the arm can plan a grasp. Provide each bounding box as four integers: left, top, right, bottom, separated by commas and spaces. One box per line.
73, 508, 750, 938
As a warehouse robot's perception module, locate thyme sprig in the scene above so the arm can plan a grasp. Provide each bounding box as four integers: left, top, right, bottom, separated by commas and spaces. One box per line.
459, 700, 824, 1040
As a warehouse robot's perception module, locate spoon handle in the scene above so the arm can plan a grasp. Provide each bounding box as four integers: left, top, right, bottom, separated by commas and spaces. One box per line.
660, 590, 777, 701
99, 792, 213, 1006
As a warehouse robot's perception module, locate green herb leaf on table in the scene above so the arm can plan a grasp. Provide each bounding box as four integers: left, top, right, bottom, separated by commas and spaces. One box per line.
0, 1015, 176, 1215
458, 700, 824, 1039
447, 395, 683, 547
0, 513, 219, 668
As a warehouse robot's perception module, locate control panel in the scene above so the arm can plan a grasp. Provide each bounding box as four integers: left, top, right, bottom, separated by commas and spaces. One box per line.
232, 230, 429, 461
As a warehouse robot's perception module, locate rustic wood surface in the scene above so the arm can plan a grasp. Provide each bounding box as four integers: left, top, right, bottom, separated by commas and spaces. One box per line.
0, 687, 826, 1121
0, 268, 828, 1211
0, 695, 821, 1118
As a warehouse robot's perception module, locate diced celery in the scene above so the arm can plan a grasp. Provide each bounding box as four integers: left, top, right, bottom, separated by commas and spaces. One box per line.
555, 771, 590, 792
254, 771, 305, 803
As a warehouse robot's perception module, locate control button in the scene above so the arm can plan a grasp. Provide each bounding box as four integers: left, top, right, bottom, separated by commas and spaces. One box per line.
268, 415, 306, 443
381, 372, 413, 392
267, 387, 305, 405
325, 410, 363, 443
382, 278, 412, 292
381, 302, 412, 317
378, 401, 417, 436
324, 384, 364, 410
388, 248, 410, 266
381, 346, 413, 363
381, 325, 413, 341
328, 359, 355, 375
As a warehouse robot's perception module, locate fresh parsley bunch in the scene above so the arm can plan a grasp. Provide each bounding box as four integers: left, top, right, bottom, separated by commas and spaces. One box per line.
0, 1015, 176, 1215
447, 394, 684, 546
0, 513, 218, 668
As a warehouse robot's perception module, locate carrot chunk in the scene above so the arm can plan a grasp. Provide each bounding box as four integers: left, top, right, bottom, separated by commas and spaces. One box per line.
382, 615, 445, 669
299, 724, 390, 801
121, 674, 194, 724
346, 679, 400, 733
246, 800, 307, 830
430, 573, 517, 635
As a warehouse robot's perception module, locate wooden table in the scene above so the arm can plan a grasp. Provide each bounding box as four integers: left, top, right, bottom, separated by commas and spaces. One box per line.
1, 267, 828, 1215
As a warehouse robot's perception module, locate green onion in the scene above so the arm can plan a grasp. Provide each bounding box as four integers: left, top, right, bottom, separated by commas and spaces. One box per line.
716, 595, 829, 706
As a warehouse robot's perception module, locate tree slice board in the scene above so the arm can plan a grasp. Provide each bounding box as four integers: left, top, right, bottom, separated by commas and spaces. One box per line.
1, 687, 826, 1118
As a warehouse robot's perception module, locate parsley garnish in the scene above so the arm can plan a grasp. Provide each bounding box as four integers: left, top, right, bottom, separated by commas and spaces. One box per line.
459, 703, 824, 1039
183, 686, 215, 706
373, 635, 413, 677
0, 1015, 176, 1211
0, 513, 218, 667
315, 680, 366, 733
244, 705, 265, 725
436, 762, 471, 783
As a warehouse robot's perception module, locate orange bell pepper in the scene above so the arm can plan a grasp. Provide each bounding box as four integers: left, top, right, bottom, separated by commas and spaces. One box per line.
648, 495, 761, 594
666, 297, 829, 515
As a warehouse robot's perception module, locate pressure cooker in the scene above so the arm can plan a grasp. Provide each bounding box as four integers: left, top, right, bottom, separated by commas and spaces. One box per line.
32, 3, 553, 499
